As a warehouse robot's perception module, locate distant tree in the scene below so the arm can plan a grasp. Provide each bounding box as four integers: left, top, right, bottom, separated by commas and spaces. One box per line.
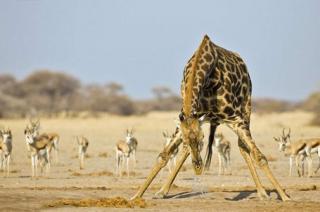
105, 82, 123, 96
0, 74, 22, 97
152, 86, 173, 100
21, 70, 80, 112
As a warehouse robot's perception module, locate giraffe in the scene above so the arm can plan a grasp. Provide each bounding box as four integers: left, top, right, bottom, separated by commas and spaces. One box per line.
131, 35, 290, 201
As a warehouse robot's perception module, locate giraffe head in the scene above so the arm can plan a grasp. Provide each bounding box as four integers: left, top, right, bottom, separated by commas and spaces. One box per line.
179, 113, 205, 175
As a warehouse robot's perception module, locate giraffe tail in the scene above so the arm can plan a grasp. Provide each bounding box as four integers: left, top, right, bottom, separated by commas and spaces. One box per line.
204, 137, 214, 170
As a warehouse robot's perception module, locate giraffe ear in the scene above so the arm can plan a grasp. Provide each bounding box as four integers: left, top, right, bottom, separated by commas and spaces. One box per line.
179, 113, 185, 122
174, 118, 181, 128
198, 115, 206, 126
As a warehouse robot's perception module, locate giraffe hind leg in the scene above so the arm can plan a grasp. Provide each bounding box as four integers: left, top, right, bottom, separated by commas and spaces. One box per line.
238, 139, 269, 200
230, 123, 290, 201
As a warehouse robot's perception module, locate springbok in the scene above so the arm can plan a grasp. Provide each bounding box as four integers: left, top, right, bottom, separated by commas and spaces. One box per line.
274, 128, 320, 177
76, 136, 89, 170
162, 129, 181, 173
24, 126, 53, 177
115, 139, 130, 177
0, 128, 12, 176
125, 128, 138, 168
213, 133, 231, 175
29, 118, 60, 163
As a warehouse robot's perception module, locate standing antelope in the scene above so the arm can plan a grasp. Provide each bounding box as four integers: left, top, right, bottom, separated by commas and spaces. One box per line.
24, 126, 53, 177
213, 133, 231, 175
28, 118, 60, 164
162, 130, 181, 173
125, 128, 138, 168
76, 136, 89, 170
274, 128, 320, 177
115, 140, 130, 177
0, 128, 12, 177
115, 129, 138, 177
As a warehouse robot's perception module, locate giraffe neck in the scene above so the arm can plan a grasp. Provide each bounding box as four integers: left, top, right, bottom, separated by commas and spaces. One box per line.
182, 35, 216, 118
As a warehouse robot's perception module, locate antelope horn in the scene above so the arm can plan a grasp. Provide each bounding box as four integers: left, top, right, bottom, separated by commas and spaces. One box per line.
287, 128, 291, 138
282, 128, 286, 138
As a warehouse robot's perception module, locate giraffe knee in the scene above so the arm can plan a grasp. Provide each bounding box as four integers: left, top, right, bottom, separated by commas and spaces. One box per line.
250, 148, 268, 167
157, 152, 170, 168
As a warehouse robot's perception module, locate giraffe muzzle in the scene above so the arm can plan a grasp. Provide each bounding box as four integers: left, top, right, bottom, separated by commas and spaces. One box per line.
192, 159, 203, 175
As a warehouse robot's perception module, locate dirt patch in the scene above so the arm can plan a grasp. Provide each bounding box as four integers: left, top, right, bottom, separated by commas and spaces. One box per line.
98, 152, 108, 158
46, 197, 147, 208
119, 171, 141, 176
71, 171, 114, 177
70, 154, 92, 159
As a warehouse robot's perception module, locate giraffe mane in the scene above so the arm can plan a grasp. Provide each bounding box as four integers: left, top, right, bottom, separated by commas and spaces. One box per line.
182, 35, 211, 117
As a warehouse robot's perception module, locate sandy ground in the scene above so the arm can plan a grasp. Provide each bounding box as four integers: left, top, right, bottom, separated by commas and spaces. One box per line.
0, 111, 320, 211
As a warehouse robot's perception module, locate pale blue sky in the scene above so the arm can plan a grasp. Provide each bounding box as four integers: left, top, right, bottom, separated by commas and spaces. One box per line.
0, 0, 319, 100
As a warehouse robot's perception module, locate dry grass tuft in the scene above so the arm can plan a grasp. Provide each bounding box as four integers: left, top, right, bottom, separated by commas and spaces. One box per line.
85, 154, 92, 159
98, 152, 108, 158
46, 197, 147, 208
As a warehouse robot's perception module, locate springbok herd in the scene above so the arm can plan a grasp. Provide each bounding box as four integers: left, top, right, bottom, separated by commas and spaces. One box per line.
0, 118, 319, 180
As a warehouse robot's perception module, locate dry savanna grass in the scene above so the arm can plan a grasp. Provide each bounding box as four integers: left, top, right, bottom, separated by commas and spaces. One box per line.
0, 111, 320, 211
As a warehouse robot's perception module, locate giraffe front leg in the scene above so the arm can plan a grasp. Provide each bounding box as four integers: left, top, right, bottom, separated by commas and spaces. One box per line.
154, 145, 189, 198
131, 136, 183, 200
231, 124, 290, 201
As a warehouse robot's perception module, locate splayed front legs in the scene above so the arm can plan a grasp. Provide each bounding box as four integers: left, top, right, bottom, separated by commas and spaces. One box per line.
155, 145, 189, 198
131, 136, 183, 200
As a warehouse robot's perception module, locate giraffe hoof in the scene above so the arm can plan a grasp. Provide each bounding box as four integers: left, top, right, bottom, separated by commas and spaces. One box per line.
130, 194, 140, 201
281, 195, 291, 202
154, 190, 167, 199
257, 191, 270, 201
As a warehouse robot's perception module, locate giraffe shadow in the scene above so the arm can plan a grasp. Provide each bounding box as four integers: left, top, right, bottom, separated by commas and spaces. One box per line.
164, 191, 208, 199
225, 191, 255, 201
225, 190, 281, 201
